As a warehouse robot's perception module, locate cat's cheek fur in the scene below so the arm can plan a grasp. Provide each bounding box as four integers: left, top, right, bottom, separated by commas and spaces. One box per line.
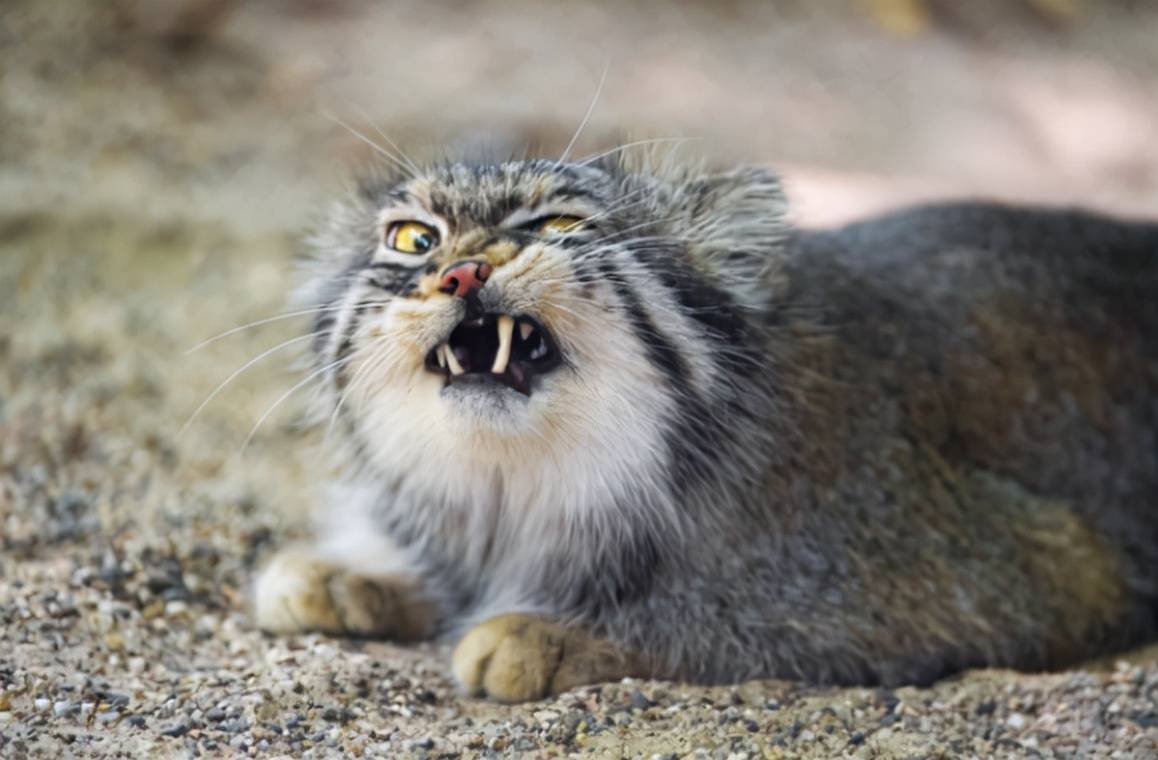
349, 290, 678, 525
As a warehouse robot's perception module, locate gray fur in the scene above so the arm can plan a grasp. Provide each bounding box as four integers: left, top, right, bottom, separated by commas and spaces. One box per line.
293, 152, 1158, 687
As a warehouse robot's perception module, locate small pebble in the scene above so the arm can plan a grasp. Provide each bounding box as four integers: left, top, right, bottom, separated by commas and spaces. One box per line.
630, 690, 654, 710
403, 736, 434, 750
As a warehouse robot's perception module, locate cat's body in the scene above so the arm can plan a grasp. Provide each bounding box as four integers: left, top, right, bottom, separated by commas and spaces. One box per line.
254, 156, 1158, 700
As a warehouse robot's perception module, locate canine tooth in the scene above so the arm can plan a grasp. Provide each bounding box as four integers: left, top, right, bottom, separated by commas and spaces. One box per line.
519, 321, 534, 341
437, 345, 447, 369
530, 339, 547, 360
445, 345, 465, 375
492, 315, 515, 374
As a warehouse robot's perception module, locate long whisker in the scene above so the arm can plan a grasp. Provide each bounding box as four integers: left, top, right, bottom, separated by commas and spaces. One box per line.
556, 62, 610, 167
241, 355, 351, 452
575, 137, 698, 168
351, 104, 423, 178
333, 340, 414, 437
575, 189, 652, 227
322, 110, 415, 178
178, 331, 327, 438
184, 303, 386, 355
574, 214, 687, 253
324, 341, 396, 444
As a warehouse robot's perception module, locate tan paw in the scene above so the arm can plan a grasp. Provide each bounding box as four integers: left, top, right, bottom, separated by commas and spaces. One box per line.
252, 548, 433, 640
451, 613, 640, 702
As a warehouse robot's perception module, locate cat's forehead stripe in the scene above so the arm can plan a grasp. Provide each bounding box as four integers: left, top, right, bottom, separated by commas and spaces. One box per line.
395, 166, 602, 223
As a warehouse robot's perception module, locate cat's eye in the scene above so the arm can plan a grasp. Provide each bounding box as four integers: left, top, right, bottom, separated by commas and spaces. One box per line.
387, 221, 439, 254
535, 215, 586, 235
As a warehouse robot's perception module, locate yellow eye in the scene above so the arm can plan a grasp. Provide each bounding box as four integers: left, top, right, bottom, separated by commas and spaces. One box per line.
387, 221, 439, 254
536, 215, 586, 235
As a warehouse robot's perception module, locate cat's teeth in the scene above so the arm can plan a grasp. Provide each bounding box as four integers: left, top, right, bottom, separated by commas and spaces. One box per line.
444, 344, 465, 375
492, 315, 515, 374
519, 320, 534, 341
530, 339, 547, 361
437, 344, 447, 369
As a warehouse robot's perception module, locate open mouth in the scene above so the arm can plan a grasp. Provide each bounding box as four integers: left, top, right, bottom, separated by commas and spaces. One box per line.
423, 313, 561, 396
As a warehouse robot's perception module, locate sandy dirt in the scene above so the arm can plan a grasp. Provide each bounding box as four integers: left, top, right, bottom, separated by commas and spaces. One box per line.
2, 1, 1157, 757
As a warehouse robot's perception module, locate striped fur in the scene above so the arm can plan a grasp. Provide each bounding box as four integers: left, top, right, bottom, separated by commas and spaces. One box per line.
257, 153, 1158, 691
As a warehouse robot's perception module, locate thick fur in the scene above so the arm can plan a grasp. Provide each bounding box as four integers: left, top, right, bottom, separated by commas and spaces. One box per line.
254, 152, 1158, 696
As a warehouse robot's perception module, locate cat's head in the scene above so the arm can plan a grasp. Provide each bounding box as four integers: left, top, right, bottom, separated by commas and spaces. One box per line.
303, 153, 787, 502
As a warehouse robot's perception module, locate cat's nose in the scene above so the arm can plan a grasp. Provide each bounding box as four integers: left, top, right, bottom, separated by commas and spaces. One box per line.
438, 260, 492, 298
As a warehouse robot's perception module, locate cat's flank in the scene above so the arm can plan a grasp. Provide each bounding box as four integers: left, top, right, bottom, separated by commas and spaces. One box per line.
253, 154, 1158, 701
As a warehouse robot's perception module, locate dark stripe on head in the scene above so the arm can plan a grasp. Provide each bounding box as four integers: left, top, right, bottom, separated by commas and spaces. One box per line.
595, 253, 747, 492
332, 297, 376, 390
480, 194, 525, 227
596, 259, 689, 387
369, 260, 419, 272
546, 185, 603, 205
629, 244, 760, 378
367, 260, 425, 293
311, 248, 375, 357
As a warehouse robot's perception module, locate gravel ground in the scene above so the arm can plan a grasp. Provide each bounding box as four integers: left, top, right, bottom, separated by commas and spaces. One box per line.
2, 1, 1157, 757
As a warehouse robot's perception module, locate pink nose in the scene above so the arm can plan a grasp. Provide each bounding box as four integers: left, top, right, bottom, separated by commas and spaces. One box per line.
439, 260, 492, 298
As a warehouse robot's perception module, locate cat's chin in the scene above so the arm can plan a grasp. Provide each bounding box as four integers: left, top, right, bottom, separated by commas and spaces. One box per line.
440, 374, 532, 402
437, 375, 539, 434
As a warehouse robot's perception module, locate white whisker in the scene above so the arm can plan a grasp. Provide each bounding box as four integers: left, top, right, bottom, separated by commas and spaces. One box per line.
575, 137, 697, 168
351, 104, 423, 178
178, 331, 326, 438
184, 303, 386, 355
556, 62, 610, 167
241, 355, 351, 453
323, 110, 415, 178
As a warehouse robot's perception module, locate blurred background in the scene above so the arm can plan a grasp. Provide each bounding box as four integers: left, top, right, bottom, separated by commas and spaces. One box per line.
6, 0, 1158, 232
3, 0, 1158, 550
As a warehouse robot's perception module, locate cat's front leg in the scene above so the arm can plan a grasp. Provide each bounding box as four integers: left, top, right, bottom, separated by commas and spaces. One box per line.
252, 544, 437, 641
451, 613, 649, 702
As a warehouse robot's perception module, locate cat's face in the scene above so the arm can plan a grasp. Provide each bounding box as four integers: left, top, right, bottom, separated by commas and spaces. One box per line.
306, 157, 786, 497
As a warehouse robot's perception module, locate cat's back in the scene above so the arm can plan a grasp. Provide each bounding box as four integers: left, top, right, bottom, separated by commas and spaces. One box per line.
786, 202, 1158, 337
779, 202, 1158, 581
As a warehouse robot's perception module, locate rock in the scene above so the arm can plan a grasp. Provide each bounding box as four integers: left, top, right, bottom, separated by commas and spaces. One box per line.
630, 690, 654, 711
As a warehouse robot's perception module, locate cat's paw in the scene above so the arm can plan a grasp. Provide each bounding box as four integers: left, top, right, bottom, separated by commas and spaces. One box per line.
451, 613, 639, 702
252, 548, 433, 640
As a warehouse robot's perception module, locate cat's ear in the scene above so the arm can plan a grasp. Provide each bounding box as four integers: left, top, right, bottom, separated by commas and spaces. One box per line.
675, 167, 790, 312
596, 152, 791, 312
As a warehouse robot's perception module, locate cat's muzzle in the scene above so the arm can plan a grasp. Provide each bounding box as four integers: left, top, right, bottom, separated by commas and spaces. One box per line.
423, 313, 561, 396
